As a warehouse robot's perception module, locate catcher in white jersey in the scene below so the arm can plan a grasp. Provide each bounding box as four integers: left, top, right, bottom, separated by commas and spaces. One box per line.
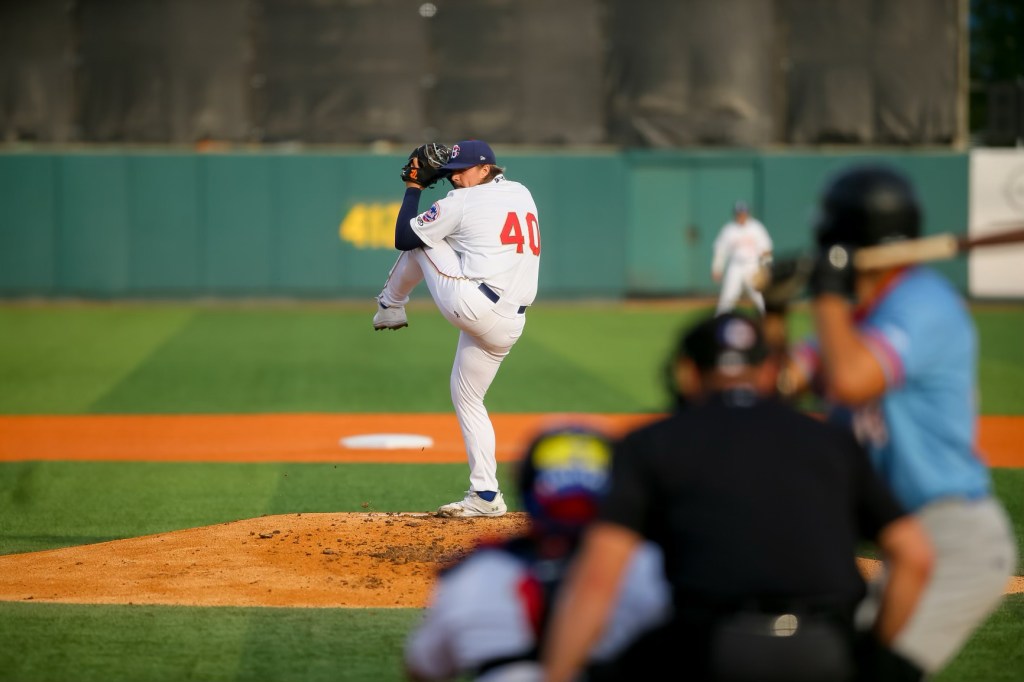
404, 424, 671, 682
711, 201, 773, 316
374, 140, 541, 518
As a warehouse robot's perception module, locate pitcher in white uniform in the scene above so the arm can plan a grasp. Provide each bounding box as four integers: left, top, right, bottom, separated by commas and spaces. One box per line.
373, 139, 541, 518
711, 201, 773, 316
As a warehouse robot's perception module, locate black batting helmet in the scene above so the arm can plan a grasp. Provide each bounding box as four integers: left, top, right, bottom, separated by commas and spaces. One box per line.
814, 164, 922, 249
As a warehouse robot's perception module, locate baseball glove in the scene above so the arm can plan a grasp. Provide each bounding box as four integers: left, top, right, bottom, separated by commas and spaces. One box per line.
400, 143, 452, 188
760, 253, 815, 314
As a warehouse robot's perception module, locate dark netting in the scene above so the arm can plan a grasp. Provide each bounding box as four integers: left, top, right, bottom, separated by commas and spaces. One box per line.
872, 0, 959, 144
779, 0, 959, 145
426, 0, 520, 143
514, 0, 606, 144
0, 0, 75, 142
0, 0, 965, 146
76, 0, 249, 143
606, 0, 777, 147
429, 0, 606, 144
250, 0, 428, 144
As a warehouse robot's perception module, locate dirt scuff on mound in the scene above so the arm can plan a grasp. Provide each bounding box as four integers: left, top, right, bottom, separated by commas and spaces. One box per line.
1, 513, 1019, 609
0, 513, 529, 608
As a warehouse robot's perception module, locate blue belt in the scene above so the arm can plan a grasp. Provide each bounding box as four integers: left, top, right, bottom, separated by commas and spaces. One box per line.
478, 283, 527, 314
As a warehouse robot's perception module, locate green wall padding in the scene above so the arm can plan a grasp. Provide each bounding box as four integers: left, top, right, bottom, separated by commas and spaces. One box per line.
0, 149, 969, 298
0, 155, 58, 293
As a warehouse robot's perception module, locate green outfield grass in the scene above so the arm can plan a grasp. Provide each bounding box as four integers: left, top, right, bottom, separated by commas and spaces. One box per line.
0, 601, 421, 682
1, 301, 1021, 415
1, 301, 1022, 682
2, 462, 1021, 572
0, 461, 510, 555
0, 302, 691, 414
1, 598, 1019, 682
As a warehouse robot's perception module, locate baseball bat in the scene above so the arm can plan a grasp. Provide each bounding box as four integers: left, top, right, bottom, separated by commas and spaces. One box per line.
754, 224, 1024, 292
853, 225, 1024, 270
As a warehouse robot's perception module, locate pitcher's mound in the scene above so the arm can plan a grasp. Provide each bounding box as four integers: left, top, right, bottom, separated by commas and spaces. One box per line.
0, 512, 529, 608
1, 513, 1019, 608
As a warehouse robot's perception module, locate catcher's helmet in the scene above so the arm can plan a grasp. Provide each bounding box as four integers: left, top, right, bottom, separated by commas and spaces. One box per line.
814, 164, 922, 249
517, 424, 613, 539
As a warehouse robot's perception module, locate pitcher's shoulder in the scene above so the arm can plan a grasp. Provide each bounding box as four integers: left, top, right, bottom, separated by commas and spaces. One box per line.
506, 179, 539, 202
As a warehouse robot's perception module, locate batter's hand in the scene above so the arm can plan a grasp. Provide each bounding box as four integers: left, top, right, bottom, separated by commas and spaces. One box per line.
400, 143, 452, 188
808, 244, 857, 298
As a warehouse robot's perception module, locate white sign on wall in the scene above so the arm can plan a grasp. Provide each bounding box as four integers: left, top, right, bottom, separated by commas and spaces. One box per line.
969, 149, 1024, 298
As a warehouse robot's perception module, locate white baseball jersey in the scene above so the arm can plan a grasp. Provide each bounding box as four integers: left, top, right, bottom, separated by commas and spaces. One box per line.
711, 217, 773, 275
377, 173, 541, 495
404, 542, 671, 682
711, 216, 773, 315
411, 175, 540, 308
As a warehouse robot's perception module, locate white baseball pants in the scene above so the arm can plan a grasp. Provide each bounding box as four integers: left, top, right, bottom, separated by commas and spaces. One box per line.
378, 245, 525, 494
716, 262, 765, 315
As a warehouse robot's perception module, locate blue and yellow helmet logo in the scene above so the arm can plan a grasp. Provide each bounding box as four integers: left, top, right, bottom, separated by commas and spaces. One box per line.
527, 430, 612, 505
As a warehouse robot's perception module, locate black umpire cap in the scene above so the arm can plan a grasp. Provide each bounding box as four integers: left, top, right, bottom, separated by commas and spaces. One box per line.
678, 313, 768, 373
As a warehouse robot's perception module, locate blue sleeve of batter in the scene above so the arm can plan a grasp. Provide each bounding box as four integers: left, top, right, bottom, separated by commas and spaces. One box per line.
864, 269, 970, 381
394, 187, 426, 251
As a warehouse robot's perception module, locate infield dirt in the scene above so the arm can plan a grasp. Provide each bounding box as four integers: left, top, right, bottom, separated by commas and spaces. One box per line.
0, 512, 1020, 608
0, 413, 1021, 607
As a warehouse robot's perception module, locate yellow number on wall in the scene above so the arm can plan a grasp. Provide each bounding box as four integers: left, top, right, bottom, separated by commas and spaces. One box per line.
339, 202, 401, 249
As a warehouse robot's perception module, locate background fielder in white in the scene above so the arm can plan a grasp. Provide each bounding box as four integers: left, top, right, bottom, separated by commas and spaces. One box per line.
374, 140, 540, 517
711, 201, 773, 315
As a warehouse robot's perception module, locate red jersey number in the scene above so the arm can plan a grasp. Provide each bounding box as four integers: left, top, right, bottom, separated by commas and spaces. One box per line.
500, 212, 541, 256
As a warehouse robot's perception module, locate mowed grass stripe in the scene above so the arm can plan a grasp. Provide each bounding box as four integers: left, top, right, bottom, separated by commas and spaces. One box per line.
514, 306, 698, 411
0, 598, 1019, 682
0, 461, 510, 556
1, 302, 1023, 414
0, 601, 421, 682
0, 306, 194, 414
89, 307, 462, 414
993, 468, 1024, 574
2, 462, 1020, 572
974, 309, 1024, 413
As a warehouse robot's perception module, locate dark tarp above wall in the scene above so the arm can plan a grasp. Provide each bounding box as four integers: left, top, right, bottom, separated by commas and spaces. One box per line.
251, 0, 607, 145
606, 0, 777, 146
0, 0, 75, 142
0, 0, 964, 147
74, 0, 250, 143
427, 0, 607, 144
251, 0, 426, 144
780, 0, 960, 145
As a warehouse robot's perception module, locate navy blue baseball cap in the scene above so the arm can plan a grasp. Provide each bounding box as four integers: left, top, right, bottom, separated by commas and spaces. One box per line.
679, 312, 767, 372
734, 200, 749, 214
441, 140, 497, 170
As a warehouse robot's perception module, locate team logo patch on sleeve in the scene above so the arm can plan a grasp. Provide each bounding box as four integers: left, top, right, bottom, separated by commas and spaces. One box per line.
418, 202, 441, 226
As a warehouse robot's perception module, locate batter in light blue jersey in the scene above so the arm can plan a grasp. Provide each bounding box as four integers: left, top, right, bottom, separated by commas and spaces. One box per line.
782, 165, 1016, 679
847, 267, 989, 511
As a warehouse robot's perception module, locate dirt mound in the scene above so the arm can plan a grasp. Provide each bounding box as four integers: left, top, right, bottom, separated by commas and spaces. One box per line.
0, 513, 1019, 608
0, 512, 529, 608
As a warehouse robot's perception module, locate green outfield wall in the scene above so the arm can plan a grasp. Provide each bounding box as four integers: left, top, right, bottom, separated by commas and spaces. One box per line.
0, 149, 967, 299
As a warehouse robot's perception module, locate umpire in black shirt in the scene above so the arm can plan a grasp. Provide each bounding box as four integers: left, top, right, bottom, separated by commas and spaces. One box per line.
542, 312, 933, 682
